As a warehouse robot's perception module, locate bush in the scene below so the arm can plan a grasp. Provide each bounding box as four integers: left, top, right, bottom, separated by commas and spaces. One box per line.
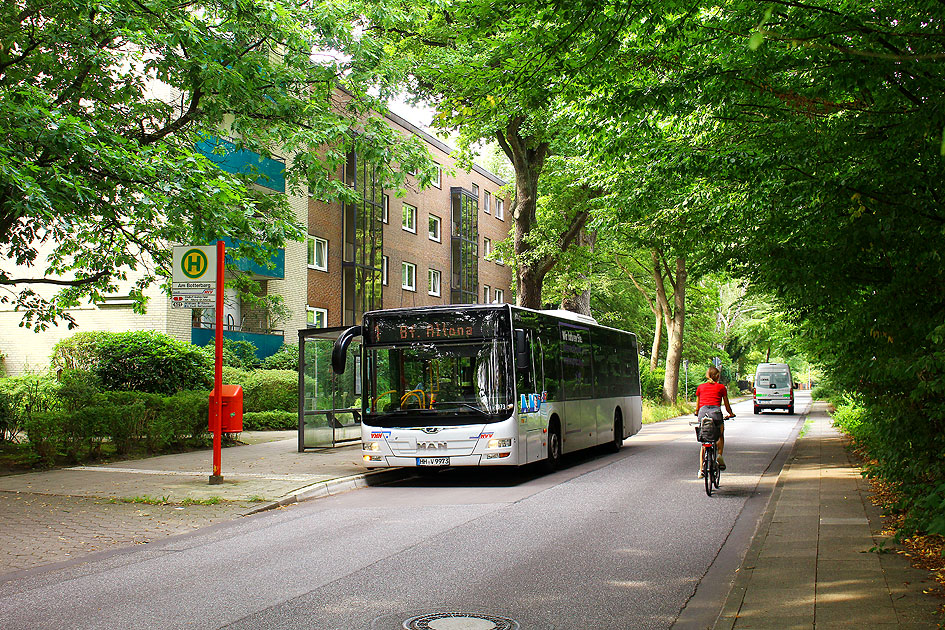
261, 344, 299, 371
95, 331, 211, 394
243, 410, 297, 431
56, 369, 101, 411
199, 338, 260, 370
242, 369, 297, 412
639, 363, 665, 402
50, 331, 108, 372
22, 410, 68, 464
161, 390, 211, 448
221, 366, 252, 385
0, 387, 15, 442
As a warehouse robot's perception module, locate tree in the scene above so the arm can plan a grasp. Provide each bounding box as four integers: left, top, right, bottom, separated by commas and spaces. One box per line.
362, 0, 678, 308
0, 0, 431, 329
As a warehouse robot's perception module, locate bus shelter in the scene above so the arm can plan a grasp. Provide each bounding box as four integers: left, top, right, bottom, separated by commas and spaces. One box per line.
297, 327, 361, 450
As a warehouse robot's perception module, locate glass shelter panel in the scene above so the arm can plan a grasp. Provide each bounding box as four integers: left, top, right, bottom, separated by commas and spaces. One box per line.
299, 328, 362, 449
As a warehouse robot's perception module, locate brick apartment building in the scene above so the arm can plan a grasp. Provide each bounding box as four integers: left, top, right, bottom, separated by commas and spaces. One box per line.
305, 110, 513, 330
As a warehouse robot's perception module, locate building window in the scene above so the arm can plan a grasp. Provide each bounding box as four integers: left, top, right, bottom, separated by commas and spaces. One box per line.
402, 261, 416, 291
433, 164, 442, 189
483, 237, 492, 258
382, 194, 389, 223
307, 236, 328, 271
428, 268, 441, 297
450, 187, 479, 304
496, 198, 505, 220
341, 150, 383, 325
402, 203, 417, 233
472, 183, 479, 201
307, 307, 328, 328
494, 288, 504, 304
484, 190, 491, 214
483, 285, 490, 304
428, 214, 441, 242
382, 255, 388, 286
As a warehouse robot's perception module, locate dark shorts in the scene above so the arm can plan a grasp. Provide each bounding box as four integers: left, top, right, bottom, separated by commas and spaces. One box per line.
695, 406, 724, 441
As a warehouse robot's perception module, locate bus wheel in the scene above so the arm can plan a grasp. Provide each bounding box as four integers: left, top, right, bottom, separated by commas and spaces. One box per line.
607, 412, 623, 453
544, 422, 562, 473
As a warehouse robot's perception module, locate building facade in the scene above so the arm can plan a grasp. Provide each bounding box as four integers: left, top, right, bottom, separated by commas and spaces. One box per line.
305, 111, 513, 329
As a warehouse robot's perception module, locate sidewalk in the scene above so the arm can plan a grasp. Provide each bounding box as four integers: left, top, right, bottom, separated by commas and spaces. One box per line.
0, 432, 394, 575
0, 432, 392, 511
715, 403, 942, 628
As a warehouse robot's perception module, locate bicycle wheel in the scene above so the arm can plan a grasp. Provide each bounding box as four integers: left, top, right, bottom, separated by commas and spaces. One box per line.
712, 451, 721, 489
703, 447, 713, 496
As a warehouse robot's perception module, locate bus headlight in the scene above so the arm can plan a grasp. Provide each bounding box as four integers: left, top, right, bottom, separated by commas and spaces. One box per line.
487, 438, 512, 449
363, 441, 380, 452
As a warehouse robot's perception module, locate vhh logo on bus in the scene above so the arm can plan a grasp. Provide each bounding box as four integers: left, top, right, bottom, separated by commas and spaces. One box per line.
520, 392, 547, 414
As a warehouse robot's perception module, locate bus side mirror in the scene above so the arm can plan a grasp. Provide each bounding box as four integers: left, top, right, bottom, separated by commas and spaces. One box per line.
514, 329, 529, 371
331, 326, 362, 374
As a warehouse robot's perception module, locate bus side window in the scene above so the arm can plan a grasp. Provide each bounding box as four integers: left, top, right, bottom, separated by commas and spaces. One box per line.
515, 329, 534, 394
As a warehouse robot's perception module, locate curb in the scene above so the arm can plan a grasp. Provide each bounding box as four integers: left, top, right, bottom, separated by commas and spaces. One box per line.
241, 467, 413, 516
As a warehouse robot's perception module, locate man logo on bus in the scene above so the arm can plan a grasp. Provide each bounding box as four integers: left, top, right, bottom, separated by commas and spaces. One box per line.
181, 249, 209, 279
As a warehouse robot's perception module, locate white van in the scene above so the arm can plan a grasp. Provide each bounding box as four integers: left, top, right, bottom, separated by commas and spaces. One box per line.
753, 363, 795, 414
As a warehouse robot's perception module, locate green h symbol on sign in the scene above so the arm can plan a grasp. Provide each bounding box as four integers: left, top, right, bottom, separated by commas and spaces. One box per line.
182, 249, 209, 279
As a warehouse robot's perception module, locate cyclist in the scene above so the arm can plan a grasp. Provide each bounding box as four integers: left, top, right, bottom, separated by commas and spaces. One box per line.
695, 366, 734, 476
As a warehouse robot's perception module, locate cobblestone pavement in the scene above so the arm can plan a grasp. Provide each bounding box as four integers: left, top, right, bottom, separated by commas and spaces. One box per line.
0, 491, 259, 575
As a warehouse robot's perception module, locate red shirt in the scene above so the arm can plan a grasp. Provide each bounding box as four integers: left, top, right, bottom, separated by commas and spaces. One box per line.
696, 382, 727, 407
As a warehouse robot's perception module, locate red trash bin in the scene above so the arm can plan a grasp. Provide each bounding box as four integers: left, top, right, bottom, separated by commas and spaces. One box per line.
209, 384, 243, 433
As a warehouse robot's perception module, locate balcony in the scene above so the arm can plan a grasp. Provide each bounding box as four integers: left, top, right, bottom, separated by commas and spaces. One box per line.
195, 136, 286, 193
219, 237, 284, 280
191, 324, 285, 360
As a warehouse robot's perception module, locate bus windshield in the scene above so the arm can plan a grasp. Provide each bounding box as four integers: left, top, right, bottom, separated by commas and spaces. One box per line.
365, 339, 512, 427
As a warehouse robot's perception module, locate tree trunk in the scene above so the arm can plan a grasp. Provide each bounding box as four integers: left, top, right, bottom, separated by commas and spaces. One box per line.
496, 117, 548, 309
561, 230, 595, 316
650, 251, 686, 404
650, 310, 662, 370
496, 117, 589, 309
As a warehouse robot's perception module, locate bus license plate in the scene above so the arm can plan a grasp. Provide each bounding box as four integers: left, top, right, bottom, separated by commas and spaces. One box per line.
416, 457, 449, 466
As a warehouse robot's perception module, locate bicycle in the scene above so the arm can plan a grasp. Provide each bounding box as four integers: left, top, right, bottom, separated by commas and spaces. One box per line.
690, 414, 735, 496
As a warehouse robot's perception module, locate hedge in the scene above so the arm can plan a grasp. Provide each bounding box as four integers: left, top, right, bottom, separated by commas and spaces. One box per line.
243, 411, 297, 431
241, 369, 297, 413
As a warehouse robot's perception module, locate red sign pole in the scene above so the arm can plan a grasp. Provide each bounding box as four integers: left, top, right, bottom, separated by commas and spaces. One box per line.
209, 239, 225, 485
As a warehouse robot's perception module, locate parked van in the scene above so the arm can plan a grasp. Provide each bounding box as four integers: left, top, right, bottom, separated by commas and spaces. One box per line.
753, 363, 794, 414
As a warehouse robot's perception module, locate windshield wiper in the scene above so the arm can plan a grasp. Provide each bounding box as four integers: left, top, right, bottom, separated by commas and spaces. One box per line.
435, 402, 489, 416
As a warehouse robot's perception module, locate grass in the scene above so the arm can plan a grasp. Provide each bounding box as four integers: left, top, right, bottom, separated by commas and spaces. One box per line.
108, 495, 223, 506
799, 418, 814, 437
643, 399, 695, 424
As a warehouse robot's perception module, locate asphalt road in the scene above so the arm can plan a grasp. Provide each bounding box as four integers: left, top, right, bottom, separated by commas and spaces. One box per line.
0, 394, 809, 630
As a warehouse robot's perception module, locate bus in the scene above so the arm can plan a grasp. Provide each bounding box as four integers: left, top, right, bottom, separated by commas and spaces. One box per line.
331, 304, 642, 470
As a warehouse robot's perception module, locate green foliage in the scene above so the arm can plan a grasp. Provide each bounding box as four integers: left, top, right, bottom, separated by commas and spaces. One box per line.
95, 331, 211, 394
261, 344, 299, 371
15, 386, 211, 465
56, 369, 101, 412
0, 0, 433, 329
642, 400, 694, 424
200, 338, 261, 371
221, 366, 253, 385
50, 332, 108, 371
242, 370, 297, 413
0, 388, 13, 442
243, 411, 297, 431
639, 363, 665, 403
0, 374, 60, 441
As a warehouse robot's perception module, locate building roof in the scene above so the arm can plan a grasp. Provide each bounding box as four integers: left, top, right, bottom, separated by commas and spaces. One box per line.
383, 111, 508, 188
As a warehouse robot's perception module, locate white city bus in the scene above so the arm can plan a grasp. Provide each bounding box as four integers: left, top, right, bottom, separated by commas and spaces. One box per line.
330, 304, 642, 470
